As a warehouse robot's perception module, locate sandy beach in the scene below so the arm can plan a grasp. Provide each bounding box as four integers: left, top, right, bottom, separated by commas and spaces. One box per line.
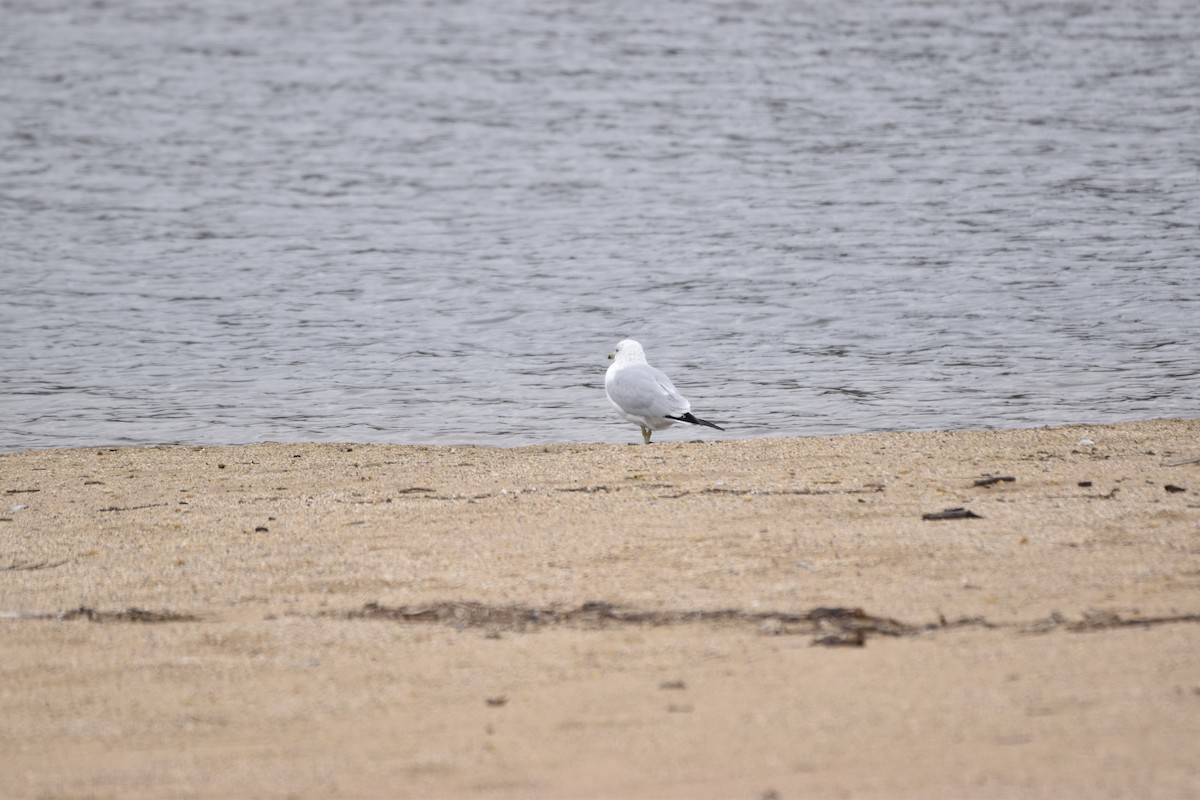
2, 418, 1198, 798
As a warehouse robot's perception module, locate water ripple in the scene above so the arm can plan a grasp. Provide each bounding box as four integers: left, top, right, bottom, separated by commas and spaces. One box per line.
1, 0, 1197, 450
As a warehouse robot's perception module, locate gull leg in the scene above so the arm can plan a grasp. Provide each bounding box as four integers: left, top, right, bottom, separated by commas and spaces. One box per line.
640, 426, 652, 445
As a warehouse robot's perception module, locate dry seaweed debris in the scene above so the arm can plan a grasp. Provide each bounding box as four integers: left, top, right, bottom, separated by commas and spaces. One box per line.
1021, 609, 1200, 635
338, 602, 1200, 644
3, 559, 69, 571
342, 601, 917, 642
0, 607, 200, 623
923, 507, 984, 520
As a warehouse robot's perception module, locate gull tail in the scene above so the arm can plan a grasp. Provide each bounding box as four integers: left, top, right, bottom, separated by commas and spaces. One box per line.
668, 412, 724, 431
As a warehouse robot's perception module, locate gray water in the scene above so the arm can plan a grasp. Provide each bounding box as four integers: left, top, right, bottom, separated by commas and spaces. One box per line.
2, 0, 1198, 450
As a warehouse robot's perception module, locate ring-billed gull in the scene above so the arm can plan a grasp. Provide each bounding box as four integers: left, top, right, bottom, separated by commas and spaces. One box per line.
605, 339, 725, 444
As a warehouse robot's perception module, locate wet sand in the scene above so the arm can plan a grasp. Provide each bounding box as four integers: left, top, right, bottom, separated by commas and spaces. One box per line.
2, 419, 1199, 798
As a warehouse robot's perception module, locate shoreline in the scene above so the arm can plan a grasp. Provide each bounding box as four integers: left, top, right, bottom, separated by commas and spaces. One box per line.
3, 418, 1199, 798
3, 412, 1193, 456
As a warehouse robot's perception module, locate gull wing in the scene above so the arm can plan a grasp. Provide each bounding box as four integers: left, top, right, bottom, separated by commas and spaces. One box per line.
607, 363, 690, 418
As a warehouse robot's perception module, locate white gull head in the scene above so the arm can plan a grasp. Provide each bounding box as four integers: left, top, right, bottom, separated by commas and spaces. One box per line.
608, 338, 648, 367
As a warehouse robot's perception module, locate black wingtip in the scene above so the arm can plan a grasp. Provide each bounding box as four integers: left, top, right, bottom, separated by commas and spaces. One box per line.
668, 412, 725, 431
